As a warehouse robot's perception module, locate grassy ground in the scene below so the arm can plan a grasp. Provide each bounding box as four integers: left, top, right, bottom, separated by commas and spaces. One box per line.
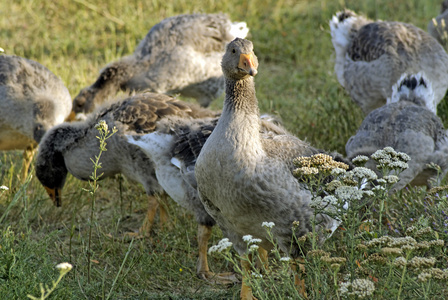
1, 0, 448, 299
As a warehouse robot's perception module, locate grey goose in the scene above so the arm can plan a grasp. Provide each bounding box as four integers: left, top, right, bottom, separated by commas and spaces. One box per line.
346, 73, 448, 191
35, 92, 216, 236
195, 38, 348, 299
72, 13, 249, 116
330, 9, 448, 115
0, 55, 72, 180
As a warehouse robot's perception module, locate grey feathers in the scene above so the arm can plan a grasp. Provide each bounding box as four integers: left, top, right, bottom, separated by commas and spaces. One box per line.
346, 73, 448, 190
330, 10, 448, 115
72, 13, 249, 114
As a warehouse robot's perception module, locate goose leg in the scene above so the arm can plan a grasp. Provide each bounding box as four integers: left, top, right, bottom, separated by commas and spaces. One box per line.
291, 258, 307, 299
138, 194, 160, 236
21, 144, 36, 182
196, 224, 239, 284
157, 192, 170, 229
240, 254, 257, 300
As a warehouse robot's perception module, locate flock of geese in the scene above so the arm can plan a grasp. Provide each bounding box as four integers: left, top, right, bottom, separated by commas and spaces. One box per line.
2, 4, 448, 298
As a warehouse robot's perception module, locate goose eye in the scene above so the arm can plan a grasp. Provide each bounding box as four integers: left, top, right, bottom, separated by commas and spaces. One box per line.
232, 49, 236, 53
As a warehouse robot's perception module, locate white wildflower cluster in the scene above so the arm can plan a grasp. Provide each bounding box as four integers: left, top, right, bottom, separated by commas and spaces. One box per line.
335, 186, 363, 201
56, 262, 73, 276
407, 257, 436, 270
418, 272, 432, 282
392, 256, 437, 271
393, 257, 407, 268
352, 155, 370, 165
261, 221, 275, 228
242, 235, 262, 245
364, 236, 417, 248
208, 238, 233, 254
280, 256, 291, 262
382, 175, 399, 184
0, 185, 9, 191
311, 195, 343, 212
351, 167, 378, 181
372, 185, 386, 192
339, 279, 375, 299
331, 167, 347, 176
371, 147, 410, 172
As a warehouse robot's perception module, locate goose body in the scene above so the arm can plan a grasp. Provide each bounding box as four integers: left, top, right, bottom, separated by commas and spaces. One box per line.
127, 114, 286, 283
346, 73, 448, 190
196, 38, 339, 257
72, 13, 249, 115
330, 10, 448, 114
0, 55, 72, 178
35, 92, 215, 210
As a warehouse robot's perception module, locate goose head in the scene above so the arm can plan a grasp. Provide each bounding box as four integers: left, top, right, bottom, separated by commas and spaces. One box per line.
35, 126, 71, 207
72, 87, 97, 115
221, 38, 258, 80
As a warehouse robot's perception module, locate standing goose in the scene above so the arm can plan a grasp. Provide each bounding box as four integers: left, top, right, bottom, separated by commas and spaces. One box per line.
346, 73, 448, 191
72, 13, 249, 116
194, 38, 345, 299
127, 114, 288, 284
0, 55, 72, 180
428, 0, 448, 45
330, 9, 448, 115
35, 92, 217, 235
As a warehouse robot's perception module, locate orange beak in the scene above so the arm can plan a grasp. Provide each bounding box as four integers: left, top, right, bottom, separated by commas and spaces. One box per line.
65, 111, 76, 122
238, 53, 258, 76
44, 186, 62, 207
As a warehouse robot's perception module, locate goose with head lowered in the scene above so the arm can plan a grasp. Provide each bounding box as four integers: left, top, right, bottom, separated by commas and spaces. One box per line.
195, 38, 351, 299
35, 92, 216, 235
72, 13, 249, 117
0, 54, 72, 180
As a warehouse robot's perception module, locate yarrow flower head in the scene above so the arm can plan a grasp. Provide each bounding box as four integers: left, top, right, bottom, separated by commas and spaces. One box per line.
56, 262, 73, 276
243, 235, 262, 245
371, 147, 410, 172
0, 185, 9, 191
383, 175, 399, 184
208, 238, 233, 254
352, 155, 369, 165
351, 167, 378, 181
335, 186, 363, 201
293, 154, 349, 176
249, 244, 259, 251
339, 279, 375, 299
262, 221, 275, 228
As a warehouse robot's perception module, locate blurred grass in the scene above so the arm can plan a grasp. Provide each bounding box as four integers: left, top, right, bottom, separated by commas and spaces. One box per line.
0, 0, 447, 298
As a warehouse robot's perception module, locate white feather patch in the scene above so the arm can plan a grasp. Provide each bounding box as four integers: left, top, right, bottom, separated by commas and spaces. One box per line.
170, 157, 181, 169
387, 72, 436, 114
230, 22, 249, 39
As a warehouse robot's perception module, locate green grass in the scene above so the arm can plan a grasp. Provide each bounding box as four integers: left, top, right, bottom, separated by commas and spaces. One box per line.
1, 0, 448, 298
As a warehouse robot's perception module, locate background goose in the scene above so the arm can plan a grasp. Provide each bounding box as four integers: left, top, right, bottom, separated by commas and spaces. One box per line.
330, 9, 448, 115
127, 114, 287, 284
195, 38, 349, 299
0, 54, 72, 180
428, 0, 448, 45
72, 13, 249, 116
346, 73, 448, 191
35, 92, 216, 235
